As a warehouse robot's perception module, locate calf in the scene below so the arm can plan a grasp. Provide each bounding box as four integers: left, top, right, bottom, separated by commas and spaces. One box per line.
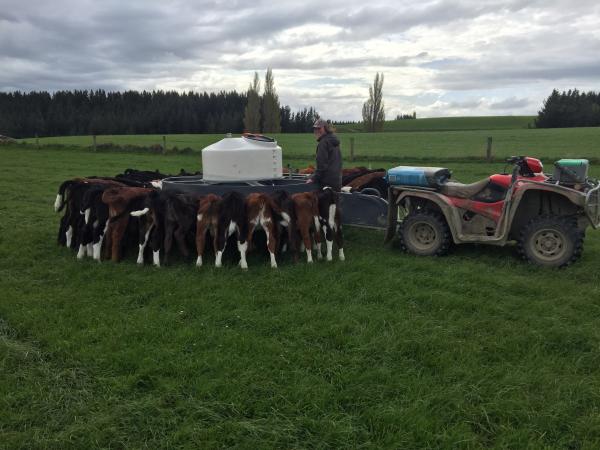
344, 171, 388, 198
290, 192, 322, 263
129, 190, 198, 267
56, 179, 88, 249
55, 178, 126, 251
55, 178, 79, 213
299, 165, 315, 175
129, 190, 166, 267
78, 185, 108, 260
270, 190, 295, 255
317, 187, 345, 261
77, 180, 129, 260
163, 192, 198, 264
245, 193, 284, 269
195, 194, 221, 267
102, 186, 154, 262
215, 191, 248, 269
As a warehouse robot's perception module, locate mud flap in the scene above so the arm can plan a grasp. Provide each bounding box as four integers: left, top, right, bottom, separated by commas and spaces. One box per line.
384, 188, 400, 243
339, 192, 388, 229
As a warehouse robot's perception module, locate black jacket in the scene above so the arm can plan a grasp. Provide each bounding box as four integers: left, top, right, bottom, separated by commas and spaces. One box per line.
313, 133, 342, 191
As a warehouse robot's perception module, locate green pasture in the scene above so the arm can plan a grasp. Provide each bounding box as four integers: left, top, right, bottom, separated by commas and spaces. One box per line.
2, 144, 600, 448
336, 115, 536, 132
21, 126, 600, 162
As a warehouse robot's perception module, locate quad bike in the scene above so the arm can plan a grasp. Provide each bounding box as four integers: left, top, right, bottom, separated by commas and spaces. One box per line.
384, 156, 600, 267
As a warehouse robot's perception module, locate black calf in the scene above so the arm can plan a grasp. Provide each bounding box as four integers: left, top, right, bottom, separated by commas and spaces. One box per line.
317, 188, 345, 261
270, 190, 296, 255
163, 192, 198, 264
215, 191, 248, 268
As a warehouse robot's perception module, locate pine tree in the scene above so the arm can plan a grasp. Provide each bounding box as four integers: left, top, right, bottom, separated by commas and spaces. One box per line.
243, 72, 261, 132
261, 68, 281, 133
362, 73, 385, 132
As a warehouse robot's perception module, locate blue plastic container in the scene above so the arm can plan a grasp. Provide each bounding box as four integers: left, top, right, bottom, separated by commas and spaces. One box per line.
387, 166, 451, 187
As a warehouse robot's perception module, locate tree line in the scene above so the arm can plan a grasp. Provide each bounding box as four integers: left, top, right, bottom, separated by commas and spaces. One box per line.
536, 89, 600, 128
0, 80, 318, 138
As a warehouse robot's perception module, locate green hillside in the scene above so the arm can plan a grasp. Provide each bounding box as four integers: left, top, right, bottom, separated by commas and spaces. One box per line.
19, 126, 600, 162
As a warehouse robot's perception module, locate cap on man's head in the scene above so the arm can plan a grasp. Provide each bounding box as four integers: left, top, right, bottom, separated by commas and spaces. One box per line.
312, 118, 328, 128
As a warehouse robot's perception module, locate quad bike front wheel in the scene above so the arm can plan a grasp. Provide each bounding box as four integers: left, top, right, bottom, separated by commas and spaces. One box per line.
518, 216, 584, 268
400, 210, 451, 256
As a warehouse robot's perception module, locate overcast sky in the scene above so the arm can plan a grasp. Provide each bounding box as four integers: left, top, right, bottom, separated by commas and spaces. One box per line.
1, 0, 599, 120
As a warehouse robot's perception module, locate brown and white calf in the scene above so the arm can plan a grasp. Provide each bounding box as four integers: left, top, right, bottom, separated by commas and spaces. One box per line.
102, 186, 154, 262
195, 194, 221, 268
290, 192, 322, 263
245, 193, 284, 269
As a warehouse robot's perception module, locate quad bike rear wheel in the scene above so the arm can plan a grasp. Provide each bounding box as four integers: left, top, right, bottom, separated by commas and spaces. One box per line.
518, 216, 584, 267
400, 210, 451, 256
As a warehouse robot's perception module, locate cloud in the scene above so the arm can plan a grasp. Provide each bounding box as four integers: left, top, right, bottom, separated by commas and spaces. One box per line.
489, 96, 531, 110
1, 0, 599, 119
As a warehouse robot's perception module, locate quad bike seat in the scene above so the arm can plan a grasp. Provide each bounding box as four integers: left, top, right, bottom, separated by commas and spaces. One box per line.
439, 178, 490, 199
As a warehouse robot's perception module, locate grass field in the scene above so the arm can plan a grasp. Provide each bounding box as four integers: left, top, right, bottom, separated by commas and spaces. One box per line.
2, 144, 600, 448
20, 126, 600, 162
336, 116, 536, 132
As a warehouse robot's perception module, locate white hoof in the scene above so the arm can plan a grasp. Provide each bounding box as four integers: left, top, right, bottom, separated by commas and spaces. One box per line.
92, 244, 101, 261
306, 250, 313, 263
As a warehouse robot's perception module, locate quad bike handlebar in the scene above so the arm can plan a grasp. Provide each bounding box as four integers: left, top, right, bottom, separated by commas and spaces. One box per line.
506, 155, 524, 165
505, 156, 526, 183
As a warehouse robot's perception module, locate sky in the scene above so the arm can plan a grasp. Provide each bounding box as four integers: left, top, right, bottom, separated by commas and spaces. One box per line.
1, 0, 599, 120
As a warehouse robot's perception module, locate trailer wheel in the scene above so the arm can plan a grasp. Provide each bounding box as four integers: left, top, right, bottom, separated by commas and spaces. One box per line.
518, 216, 584, 267
400, 210, 451, 256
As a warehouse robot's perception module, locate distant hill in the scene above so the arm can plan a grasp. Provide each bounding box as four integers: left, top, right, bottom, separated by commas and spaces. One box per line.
335, 116, 536, 133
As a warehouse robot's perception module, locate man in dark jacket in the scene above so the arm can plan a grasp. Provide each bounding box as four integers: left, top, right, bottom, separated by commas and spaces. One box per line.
309, 118, 342, 191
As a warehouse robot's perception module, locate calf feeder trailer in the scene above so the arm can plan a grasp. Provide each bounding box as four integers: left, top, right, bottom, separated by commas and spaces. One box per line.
385, 157, 600, 267
161, 134, 389, 229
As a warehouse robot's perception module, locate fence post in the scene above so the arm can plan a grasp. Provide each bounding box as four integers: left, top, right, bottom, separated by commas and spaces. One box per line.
486, 136, 493, 162
163, 135, 167, 154
35, 133, 39, 149
350, 137, 355, 162
92, 135, 97, 152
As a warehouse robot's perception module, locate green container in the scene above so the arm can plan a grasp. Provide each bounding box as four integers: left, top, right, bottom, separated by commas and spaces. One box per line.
553, 159, 589, 183
556, 159, 589, 166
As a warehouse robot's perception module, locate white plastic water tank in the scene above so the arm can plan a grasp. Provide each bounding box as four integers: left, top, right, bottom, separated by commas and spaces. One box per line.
201, 135, 283, 181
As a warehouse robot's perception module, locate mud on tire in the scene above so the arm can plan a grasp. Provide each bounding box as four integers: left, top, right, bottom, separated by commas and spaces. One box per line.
400, 210, 451, 256
517, 215, 584, 268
